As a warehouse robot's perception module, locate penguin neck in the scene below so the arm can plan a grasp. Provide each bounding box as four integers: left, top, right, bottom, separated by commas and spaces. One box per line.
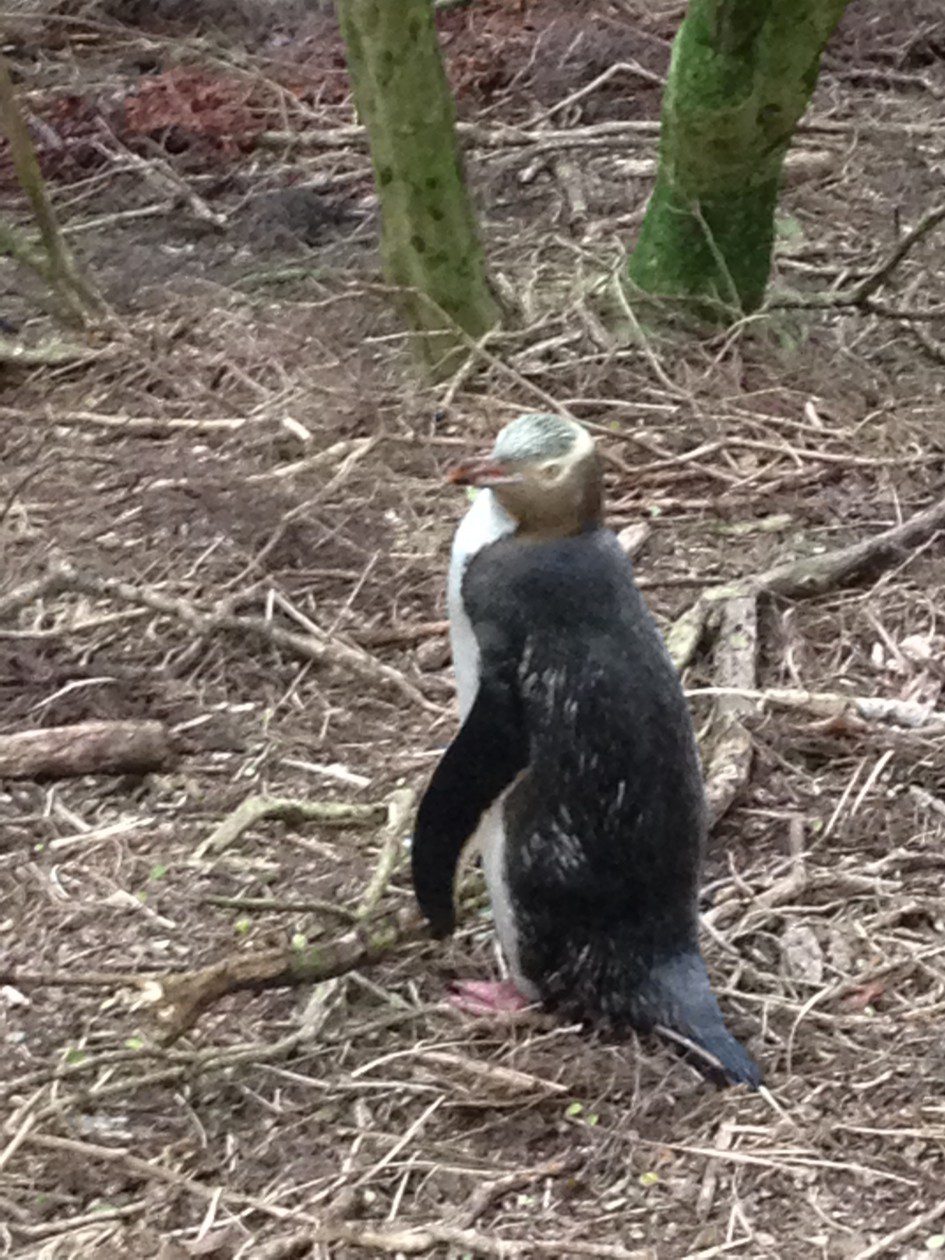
454, 488, 517, 563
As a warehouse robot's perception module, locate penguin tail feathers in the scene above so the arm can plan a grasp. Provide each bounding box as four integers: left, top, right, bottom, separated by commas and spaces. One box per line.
643, 951, 762, 1089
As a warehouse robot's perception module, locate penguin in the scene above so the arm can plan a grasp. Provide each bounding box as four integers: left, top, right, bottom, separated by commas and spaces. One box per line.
411, 412, 761, 1088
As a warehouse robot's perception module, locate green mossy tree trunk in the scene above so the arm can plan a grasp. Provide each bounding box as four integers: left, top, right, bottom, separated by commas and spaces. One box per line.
627, 0, 849, 318
336, 0, 501, 373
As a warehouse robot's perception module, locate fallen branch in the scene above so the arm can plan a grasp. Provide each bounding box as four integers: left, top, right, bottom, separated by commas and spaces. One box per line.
848, 201, 945, 305
755, 494, 945, 599
248, 1218, 649, 1259
669, 492, 945, 670
0, 720, 175, 780
95, 135, 227, 233
154, 909, 423, 1045
0, 966, 161, 989
202, 895, 360, 918
44, 560, 439, 713
455, 1155, 582, 1229
356, 787, 415, 917
155, 789, 417, 1042
669, 494, 945, 827
356, 619, 449, 647
690, 686, 945, 732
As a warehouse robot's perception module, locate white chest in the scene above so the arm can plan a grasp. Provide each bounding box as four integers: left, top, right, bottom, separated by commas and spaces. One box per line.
445, 491, 532, 991
447, 489, 515, 721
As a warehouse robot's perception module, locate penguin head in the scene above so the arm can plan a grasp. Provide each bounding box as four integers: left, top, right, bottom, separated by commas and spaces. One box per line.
447, 413, 602, 535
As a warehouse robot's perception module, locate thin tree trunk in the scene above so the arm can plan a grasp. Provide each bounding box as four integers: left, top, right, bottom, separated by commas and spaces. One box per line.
336, 0, 501, 374
0, 52, 104, 326
626, 0, 849, 318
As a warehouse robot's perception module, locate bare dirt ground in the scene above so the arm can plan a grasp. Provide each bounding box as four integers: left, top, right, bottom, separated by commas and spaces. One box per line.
2, 1, 945, 1257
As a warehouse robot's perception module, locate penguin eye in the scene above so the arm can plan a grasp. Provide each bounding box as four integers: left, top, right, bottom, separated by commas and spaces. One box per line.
540, 461, 563, 480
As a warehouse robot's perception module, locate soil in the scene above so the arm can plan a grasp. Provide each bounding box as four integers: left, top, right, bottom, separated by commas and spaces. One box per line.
2, 2, 945, 1258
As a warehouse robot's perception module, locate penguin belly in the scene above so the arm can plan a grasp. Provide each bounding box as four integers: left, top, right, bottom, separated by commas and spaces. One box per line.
475, 787, 540, 1002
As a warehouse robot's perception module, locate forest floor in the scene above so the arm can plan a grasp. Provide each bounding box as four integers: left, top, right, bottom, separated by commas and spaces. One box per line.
2, 1, 945, 1257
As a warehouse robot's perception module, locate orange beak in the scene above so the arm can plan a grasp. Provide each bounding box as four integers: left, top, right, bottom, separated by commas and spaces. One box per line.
447, 457, 521, 488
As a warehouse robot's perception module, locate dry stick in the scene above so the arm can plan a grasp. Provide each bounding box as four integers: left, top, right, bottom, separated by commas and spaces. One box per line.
455, 1155, 582, 1229
357, 619, 450, 647
356, 787, 415, 918
258, 118, 663, 153
48, 560, 439, 714
667, 491, 945, 671
0, 966, 161, 988
193, 796, 386, 860
152, 913, 422, 1048
0, 570, 66, 621
202, 895, 360, 919
703, 596, 758, 825
853, 1192, 945, 1259
96, 135, 227, 232
249, 1220, 649, 1259
772, 201, 945, 313
0, 52, 104, 324
22, 1133, 320, 1227
689, 686, 945, 731
0, 334, 99, 366
849, 201, 945, 304
758, 494, 945, 597
155, 790, 418, 1043
669, 494, 945, 826
11, 1200, 148, 1243
415, 1050, 567, 1098
0, 719, 175, 780
262, 113, 926, 155
695, 1118, 736, 1221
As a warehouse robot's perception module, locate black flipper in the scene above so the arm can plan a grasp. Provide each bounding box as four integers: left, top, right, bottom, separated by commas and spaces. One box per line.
643, 952, 762, 1089
411, 670, 527, 939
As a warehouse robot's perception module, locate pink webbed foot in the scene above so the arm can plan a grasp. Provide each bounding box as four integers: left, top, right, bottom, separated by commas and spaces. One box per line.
447, 978, 535, 1016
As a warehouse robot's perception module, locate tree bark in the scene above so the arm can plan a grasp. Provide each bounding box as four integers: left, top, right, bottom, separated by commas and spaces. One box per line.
0, 720, 175, 780
626, 0, 849, 317
335, 0, 501, 373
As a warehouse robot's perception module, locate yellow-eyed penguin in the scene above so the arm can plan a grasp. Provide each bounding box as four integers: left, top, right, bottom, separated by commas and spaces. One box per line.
411, 413, 760, 1088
